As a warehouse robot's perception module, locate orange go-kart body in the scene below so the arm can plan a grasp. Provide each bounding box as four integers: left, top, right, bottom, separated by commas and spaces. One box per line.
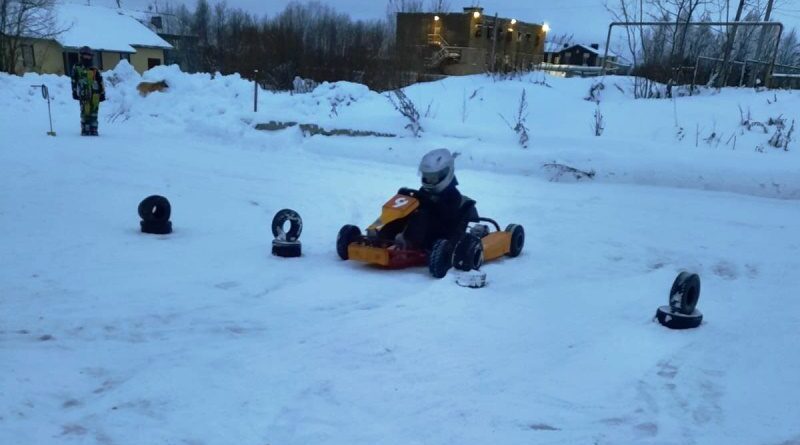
342, 192, 515, 269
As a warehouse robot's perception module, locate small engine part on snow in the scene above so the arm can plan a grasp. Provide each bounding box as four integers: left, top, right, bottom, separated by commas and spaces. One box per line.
138, 195, 172, 235
272, 239, 301, 258
456, 270, 487, 288
271, 209, 302, 257
655, 271, 703, 329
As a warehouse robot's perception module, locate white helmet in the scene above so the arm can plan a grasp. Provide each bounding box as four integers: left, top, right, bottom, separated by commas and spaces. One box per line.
419, 148, 455, 193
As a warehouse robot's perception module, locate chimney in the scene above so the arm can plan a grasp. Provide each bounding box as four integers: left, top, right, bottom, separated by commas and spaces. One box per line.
590, 43, 600, 50
151, 15, 163, 30
563, 43, 569, 48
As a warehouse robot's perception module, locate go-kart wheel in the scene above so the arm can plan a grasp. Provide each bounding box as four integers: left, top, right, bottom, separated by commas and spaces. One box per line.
669, 271, 700, 315
272, 209, 303, 242
429, 239, 454, 279
505, 224, 525, 257
138, 195, 171, 223
140, 219, 172, 235
337, 225, 361, 260
655, 305, 703, 330
453, 234, 484, 271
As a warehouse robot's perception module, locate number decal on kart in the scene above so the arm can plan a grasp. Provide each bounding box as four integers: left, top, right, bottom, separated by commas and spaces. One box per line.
393, 197, 409, 208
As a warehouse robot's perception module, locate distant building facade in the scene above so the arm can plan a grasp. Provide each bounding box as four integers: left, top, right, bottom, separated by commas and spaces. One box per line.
396, 6, 547, 76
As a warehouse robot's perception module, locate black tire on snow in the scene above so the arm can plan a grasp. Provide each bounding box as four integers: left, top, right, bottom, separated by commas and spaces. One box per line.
140, 219, 172, 235
271, 209, 303, 242
272, 240, 302, 258
336, 225, 361, 260
429, 239, 454, 279
453, 234, 484, 271
138, 195, 171, 223
505, 224, 525, 257
655, 305, 703, 330
669, 272, 701, 315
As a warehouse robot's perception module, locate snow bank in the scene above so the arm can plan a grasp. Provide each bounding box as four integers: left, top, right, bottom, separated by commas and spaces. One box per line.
4, 65, 799, 199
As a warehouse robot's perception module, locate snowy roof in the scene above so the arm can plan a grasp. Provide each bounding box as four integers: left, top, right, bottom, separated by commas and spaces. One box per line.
562, 44, 620, 58
54, 3, 172, 53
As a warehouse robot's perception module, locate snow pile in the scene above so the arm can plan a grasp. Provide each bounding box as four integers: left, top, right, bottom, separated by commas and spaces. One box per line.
4, 65, 800, 198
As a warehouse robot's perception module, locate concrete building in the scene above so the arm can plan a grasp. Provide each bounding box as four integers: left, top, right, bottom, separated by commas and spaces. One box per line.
396, 6, 547, 76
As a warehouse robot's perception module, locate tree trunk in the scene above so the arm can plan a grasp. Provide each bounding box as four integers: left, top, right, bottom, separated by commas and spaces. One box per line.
749, 0, 774, 87
718, 0, 745, 88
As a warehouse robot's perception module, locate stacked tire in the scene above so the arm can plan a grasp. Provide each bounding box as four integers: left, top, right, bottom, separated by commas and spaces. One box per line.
655, 272, 703, 329
138, 195, 172, 235
272, 209, 302, 258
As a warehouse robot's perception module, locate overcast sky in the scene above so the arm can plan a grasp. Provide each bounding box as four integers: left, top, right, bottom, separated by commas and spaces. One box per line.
104, 0, 800, 45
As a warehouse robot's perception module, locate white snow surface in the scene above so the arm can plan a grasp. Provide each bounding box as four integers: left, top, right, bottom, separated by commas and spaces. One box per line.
54, 3, 172, 52
2, 64, 800, 444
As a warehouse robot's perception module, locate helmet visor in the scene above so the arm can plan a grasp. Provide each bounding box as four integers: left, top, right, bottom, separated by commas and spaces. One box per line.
421, 167, 450, 187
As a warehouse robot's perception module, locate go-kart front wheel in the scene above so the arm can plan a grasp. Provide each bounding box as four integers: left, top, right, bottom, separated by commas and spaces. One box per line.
337, 225, 361, 260
453, 234, 484, 271
429, 239, 454, 279
505, 224, 525, 257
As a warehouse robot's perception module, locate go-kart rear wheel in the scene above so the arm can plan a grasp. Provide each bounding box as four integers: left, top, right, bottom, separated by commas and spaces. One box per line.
505, 224, 525, 257
453, 234, 484, 271
429, 239, 454, 279
337, 225, 361, 260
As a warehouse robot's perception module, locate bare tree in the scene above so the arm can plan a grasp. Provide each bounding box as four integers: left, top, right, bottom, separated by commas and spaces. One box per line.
0, 0, 65, 74
427, 0, 451, 12
605, 0, 642, 70
717, 0, 745, 87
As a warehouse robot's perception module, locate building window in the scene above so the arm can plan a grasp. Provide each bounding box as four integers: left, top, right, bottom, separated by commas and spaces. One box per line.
21, 44, 35, 69
487, 26, 493, 40
583, 53, 590, 66
147, 58, 162, 69
525, 33, 531, 42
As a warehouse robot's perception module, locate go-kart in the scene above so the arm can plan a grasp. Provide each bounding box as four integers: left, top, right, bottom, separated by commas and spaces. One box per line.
336, 188, 525, 278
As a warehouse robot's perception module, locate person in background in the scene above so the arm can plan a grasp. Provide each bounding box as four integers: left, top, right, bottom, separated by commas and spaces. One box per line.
71, 46, 105, 136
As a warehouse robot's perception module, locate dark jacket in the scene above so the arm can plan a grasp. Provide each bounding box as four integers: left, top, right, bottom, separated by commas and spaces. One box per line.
403, 177, 467, 248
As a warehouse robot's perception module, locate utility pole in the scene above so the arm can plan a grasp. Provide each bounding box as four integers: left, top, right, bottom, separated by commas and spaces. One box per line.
749, 0, 775, 87
718, 0, 745, 88
253, 69, 259, 112
489, 13, 498, 73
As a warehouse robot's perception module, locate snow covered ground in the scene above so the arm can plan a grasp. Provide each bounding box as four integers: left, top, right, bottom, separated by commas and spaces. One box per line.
2, 64, 800, 444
